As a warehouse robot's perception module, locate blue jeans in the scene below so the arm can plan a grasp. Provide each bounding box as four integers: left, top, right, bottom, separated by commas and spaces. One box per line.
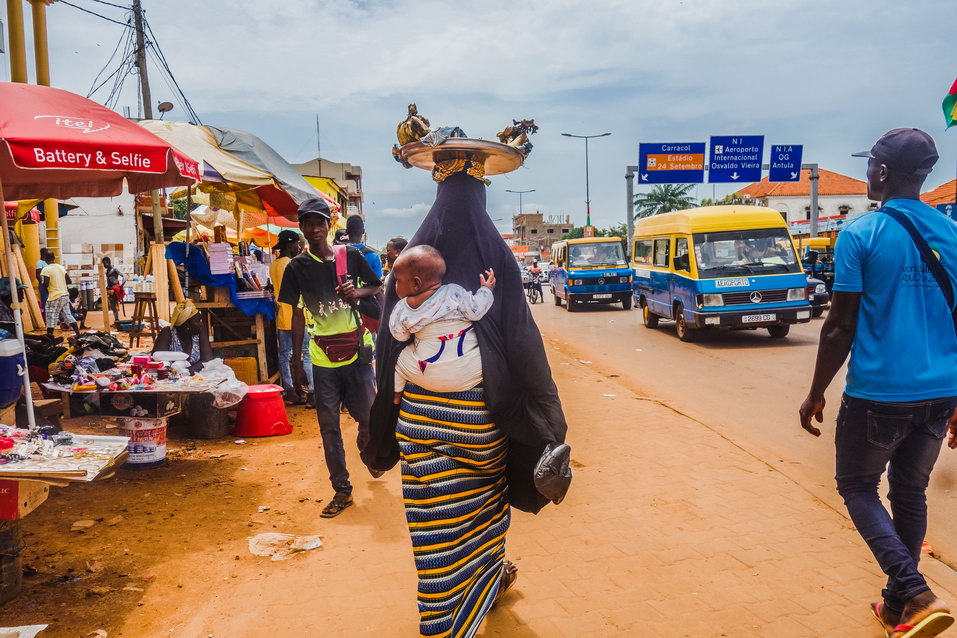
312, 362, 376, 498
277, 330, 313, 393
835, 393, 957, 612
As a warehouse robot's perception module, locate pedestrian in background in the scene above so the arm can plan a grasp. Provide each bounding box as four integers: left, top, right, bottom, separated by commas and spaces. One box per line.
270, 229, 314, 408
278, 198, 382, 518
346, 214, 383, 280
36, 248, 52, 310
383, 236, 408, 287
39, 253, 80, 338
102, 256, 124, 325
800, 128, 957, 638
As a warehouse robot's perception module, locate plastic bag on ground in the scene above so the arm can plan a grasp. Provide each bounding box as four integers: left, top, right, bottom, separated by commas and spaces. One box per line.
198, 358, 248, 408
0, 626, 49, 638
247, 533, 322, 561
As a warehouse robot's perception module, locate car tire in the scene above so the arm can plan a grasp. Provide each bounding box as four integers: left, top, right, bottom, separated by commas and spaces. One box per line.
553, 289, 561, 306
622, 295, 633, 310
566, 296, 577, 312
642, 304, 659, 328
675, 307, 697, 342
768, 325, 790, 338
811, 307, 824, 318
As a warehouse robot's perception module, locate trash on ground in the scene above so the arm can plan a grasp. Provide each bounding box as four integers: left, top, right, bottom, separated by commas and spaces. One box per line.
71, 520, 96, 532
106, 515, 123, 526
0, 626, 48, 638
247, 533, 322, 561
602, 394, 617, 398
579, 360, 592, 365
234, 440, 246, 445
257, 505, 270, 513
88, 631, 108, 638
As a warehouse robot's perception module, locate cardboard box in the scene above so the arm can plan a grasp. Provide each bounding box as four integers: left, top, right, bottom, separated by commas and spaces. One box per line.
0, 480, 50, 520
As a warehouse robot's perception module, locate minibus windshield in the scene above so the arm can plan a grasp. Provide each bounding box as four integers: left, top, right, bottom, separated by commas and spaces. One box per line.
693, 228, 801, 276
568, 242, 626, 268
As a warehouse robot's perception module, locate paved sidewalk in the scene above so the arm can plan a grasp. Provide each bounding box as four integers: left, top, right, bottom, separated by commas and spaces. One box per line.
90, 338, 957, 637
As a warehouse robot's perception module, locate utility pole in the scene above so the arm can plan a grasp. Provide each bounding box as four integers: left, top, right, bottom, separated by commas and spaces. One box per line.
132, 0, 164, 243
562, 132, 611, 236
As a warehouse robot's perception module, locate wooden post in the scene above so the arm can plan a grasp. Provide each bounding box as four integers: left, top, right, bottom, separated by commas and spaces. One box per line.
149, 244, 170, 322
11, 245, 42, 329
167, 259, 185, 303
255, 313, 267, 382
97, 261, 111, 330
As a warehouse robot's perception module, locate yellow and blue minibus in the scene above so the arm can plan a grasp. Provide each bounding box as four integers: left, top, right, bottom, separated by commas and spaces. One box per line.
549, 237, 633, 311
632, 205, 811, 341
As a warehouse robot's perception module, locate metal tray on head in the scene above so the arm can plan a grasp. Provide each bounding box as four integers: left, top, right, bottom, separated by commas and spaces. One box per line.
398, 139, 525, 175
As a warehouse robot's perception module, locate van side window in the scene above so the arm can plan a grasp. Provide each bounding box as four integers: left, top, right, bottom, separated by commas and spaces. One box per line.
634, 240, 653, 265
653, 238, 670, 267
674, 237, 690, 272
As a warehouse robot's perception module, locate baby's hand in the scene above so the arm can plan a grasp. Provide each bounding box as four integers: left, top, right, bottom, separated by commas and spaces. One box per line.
480, 268, 496, 291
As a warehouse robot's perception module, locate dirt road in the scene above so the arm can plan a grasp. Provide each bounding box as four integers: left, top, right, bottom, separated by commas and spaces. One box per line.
5, 315, 957, 636
531, 297, 957, 564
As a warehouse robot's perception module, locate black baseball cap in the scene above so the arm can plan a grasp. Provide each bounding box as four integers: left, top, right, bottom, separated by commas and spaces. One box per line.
852, 128, 939, 175
274, 229, 301, 251
297, 197, 332, 221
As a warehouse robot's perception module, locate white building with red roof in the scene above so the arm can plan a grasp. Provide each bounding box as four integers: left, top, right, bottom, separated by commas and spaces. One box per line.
737, 168, 879, 235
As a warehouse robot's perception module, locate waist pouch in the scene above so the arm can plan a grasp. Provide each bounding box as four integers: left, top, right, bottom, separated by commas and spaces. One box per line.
314, 329, 361, 363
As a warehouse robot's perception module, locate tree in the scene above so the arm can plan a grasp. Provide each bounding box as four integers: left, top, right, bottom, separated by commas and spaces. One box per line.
171, 198, 200, 220
633, 184, 697, 219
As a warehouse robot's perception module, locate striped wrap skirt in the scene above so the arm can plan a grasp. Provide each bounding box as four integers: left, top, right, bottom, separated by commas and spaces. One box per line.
397, 384, 510, 638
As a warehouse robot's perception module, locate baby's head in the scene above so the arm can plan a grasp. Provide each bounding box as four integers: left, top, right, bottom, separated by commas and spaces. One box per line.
392, 245, 446, 299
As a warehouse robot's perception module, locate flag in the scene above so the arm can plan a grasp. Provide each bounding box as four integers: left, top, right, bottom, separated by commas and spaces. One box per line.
944, 78, 957, 129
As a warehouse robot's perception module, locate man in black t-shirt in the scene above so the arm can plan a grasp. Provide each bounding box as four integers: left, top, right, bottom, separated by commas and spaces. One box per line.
278, 198, 383, 518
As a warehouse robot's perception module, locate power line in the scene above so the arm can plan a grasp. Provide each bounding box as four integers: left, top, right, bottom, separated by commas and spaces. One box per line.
143, 16, 201, 124
87, 17, 132, 97
59, 0, 132, 28
82, 0, 131, 9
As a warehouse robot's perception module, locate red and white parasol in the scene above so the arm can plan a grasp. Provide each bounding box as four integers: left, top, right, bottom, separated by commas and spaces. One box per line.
0, 82, 200, 427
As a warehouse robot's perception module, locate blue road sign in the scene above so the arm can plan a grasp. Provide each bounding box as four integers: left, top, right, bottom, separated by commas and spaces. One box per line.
768, 145, 803, 182
638, 142, 706, 184
937, 202, 956, 218
709, 135, 764, 183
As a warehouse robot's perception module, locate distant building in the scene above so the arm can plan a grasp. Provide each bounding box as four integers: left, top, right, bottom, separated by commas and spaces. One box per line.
738, 168, 878, 237
294, 157, 363, 218
922, 179, 956, 209
512, 213, 572, 260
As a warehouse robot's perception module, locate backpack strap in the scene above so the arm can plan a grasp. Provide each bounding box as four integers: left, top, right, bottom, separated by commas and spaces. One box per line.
333, 244, 348, 282
880, 206, 957, 336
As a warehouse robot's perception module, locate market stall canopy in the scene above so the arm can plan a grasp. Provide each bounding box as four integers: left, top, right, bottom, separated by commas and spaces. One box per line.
205, 125, 317, 218
139, 120, 276, 190
0, 83, 199, 200
4, 201, 40, 223
189, 204, 238, 232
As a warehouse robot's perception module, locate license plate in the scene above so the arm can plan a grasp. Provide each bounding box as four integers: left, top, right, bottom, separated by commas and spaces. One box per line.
593, 294, 612, 299
742, 313, 776, 323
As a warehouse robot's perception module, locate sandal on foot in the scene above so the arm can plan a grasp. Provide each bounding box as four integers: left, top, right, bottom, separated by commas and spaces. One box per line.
320, 496, 353, 518
495, 561, 518, 602
872, 602, 899, 637
891, 611, 955, 638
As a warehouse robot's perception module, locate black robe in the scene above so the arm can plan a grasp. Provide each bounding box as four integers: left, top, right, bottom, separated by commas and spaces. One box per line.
362, 172, 569, 514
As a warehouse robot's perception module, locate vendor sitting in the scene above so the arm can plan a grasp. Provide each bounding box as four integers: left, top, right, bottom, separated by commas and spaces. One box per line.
152, 300, 212, 373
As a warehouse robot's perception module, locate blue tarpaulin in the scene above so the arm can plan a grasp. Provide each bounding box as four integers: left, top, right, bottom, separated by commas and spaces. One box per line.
165, 242, 275, 319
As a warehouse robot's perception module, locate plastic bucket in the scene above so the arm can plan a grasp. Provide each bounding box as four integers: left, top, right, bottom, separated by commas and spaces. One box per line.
119, 417, 167, 469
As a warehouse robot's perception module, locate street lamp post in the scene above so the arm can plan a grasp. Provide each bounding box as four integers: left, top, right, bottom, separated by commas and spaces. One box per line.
562, 132, 611, 230
504, 188, 536, 218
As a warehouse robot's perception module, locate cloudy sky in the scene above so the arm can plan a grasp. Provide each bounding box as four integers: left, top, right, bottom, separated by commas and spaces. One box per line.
3, 0, 956, 247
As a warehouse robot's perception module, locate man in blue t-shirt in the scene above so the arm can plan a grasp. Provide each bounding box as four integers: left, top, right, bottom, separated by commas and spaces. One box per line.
346, 214, 383, 279
800, 128, 957, 637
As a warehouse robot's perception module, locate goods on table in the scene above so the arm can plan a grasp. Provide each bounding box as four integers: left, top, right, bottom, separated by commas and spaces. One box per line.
0, 425, 128, 481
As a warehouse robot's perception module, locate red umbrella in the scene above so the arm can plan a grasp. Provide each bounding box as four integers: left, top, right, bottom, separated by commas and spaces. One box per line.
0, 83, 200, 428
0, 82, 199, 200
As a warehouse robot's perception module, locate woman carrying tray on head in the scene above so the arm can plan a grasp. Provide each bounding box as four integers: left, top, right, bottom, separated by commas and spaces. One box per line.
365, 118, 571, 638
